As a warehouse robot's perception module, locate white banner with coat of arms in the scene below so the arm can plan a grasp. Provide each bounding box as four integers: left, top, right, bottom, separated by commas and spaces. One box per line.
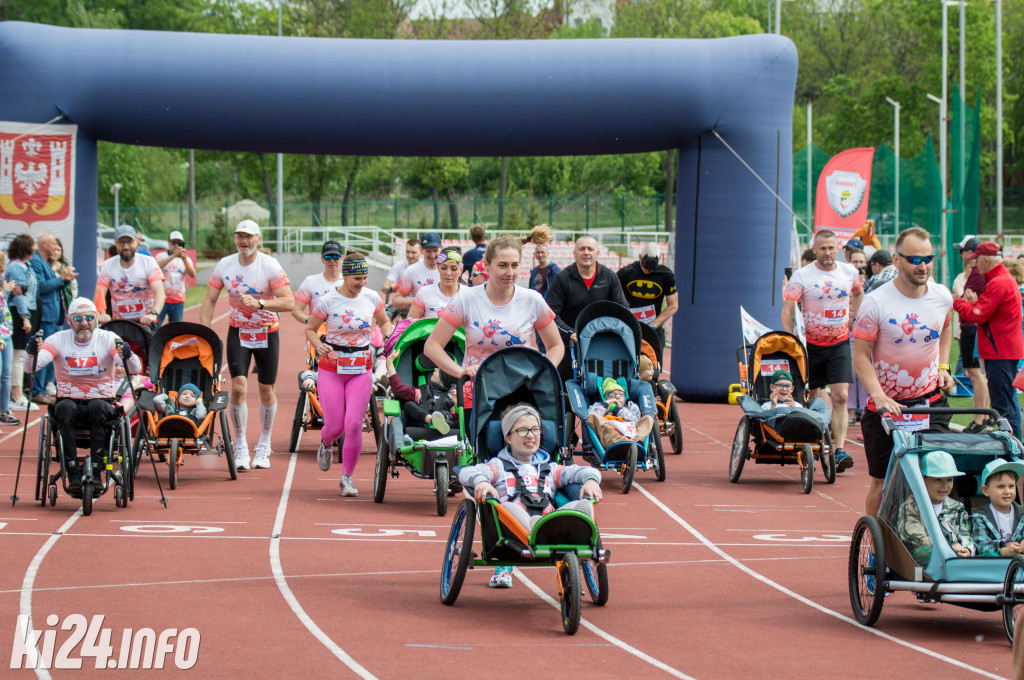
0, 121, 77, 252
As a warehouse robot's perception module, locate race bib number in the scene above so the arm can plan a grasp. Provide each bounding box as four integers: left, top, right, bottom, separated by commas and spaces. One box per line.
823, 303, 847, 326
66, 354, 100, 376
335, 352, 369, 375
760, 358, 789, 377
631, 305, 657, 326
239, 329, 268, 349
893, 412, 930, 432
114, 298, 145, 319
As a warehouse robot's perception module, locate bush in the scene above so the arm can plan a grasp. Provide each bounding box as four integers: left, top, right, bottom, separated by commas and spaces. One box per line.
205, 210, 234, 252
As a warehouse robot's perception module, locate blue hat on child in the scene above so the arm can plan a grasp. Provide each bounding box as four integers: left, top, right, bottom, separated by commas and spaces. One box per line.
177, 383, 201, 399
981, 459, 1024, 486
920, 450, 964, 478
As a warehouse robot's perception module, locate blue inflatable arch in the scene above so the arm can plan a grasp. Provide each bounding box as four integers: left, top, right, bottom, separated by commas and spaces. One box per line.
0, 21, 797, 400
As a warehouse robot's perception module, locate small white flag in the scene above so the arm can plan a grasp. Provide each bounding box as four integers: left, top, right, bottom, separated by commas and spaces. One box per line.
740, 306, 773, 345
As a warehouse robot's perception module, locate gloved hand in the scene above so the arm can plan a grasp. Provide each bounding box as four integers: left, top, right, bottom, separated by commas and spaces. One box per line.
117, 341, 133, 361
26, 334, 41, 356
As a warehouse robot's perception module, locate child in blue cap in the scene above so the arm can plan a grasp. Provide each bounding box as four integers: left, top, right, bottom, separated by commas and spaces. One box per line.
972, 459, 1024, 557
896, 450, 975, 565
155, 382, 207, 425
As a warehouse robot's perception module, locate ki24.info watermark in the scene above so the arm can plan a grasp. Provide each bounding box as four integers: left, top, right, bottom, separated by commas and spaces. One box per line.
11, 615, 199, 670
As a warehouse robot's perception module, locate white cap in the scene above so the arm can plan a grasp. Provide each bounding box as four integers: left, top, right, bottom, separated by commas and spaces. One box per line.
235, 219, 262, 237
169, 231, 185, 242
641, 242, 661, 259
67, 298, 97, 315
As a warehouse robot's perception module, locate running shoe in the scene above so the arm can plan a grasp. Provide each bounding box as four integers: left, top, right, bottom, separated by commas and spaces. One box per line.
489, 566, 513, 589
234, 445, 251, 471
340, 475, 358, 497
964, 421, 987, 434
429, 411, 450, 435
317, 440, 333, 472
835, 448, 855, 472
252, 444, 272, 469
0, 412, 21, 425
11, 396, 39, 412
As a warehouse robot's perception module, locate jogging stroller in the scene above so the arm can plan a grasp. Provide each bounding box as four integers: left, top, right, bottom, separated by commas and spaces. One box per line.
639, 322, 682, 456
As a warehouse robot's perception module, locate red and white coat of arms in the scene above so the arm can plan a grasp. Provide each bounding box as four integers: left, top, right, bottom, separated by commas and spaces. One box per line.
0, 122, 76, 232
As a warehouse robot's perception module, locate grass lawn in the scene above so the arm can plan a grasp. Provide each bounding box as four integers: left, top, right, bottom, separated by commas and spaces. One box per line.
185, 284, 209, 307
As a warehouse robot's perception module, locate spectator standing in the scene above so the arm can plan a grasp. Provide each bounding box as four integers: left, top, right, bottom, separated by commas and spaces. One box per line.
462, 225, 487, 282
31, 232, 77, 405
528, 243, 560, 297
48, 237, 77, 316
380, 239, 421, 299
0, 253, 19, 426
6, 234, 37, 412
616, 242, 678, 351
862, 249, 897, 294
782, 229, 863, 473
951, 236, 992, 433
391, 232, 442, 310
853, 227, 954, 517
953, 241, 1024, 439
546, 236, 628, 380
94, 225, 166, 326
156, 230, 196, 326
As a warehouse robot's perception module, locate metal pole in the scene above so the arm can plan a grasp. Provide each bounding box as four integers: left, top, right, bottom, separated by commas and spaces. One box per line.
886, 98, 900, 235
997, 0, 1003, 237
775, 0, 781, 34
188, 149, 196, 245
958, 0, 965, 236
276, 0, 284, 250
807, 101, 812, 231
111, 183, 121, 227
928, 93, 948, 285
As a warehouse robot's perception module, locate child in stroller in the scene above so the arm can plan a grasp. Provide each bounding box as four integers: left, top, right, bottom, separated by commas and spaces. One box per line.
895, 450, 975, 565
586, 377, 655, 447
154, 382, 207, 425
385, 352, 456, 436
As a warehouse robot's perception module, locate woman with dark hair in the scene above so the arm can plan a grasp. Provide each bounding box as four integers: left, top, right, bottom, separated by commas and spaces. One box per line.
49, 237, 77, 317
304, 251, 393, 497
6, 234, 38, 411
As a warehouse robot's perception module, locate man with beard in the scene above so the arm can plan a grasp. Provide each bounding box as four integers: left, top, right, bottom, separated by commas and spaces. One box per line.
782, 229, 863, 473
94, 225, 166, 326
27, 298, 141, 492
853, 227, 955, 517
201, 220, 294, 471
390, 232, 442, 310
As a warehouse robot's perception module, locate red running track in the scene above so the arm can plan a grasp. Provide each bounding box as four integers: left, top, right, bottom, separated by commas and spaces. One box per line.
0, 305, 1016, 678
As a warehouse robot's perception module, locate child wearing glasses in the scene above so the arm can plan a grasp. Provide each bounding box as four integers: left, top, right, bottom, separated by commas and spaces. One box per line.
762, 369, 799, 409
586, 377, 655, 447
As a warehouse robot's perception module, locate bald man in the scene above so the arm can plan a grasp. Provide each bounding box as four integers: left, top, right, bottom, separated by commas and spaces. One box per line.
30, 231, 78, 405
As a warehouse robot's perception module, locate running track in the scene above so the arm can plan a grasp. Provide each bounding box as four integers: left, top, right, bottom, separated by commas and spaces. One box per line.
0, 305, 1016, 679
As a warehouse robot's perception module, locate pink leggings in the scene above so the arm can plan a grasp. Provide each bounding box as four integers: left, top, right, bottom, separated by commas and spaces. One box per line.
317, 369, 372, 476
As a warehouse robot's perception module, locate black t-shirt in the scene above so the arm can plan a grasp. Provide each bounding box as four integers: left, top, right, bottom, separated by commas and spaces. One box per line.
617, 261, 677, 324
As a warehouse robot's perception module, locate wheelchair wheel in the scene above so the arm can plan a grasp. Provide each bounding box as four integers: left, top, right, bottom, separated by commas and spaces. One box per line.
620, 445, 637, 494
650, 431, 666, 482
373, 431, 389, 504
669, 398, 683, 455
581, 540, 608, 606
221, 412, 237, 480
82, 482, 93, 516
36, 415, 51, 506
289, 392, 306, 453
820, 431, 836, 484
800, 444, 813, 495
435, 464, 449, 517
559, 552, 582, 635
115, 486, 125, 508
1002, 555, 1024, 643
849, 515, 886, 626
168, 439, 179, 490
369, 396, 382, 450
728, 416, 750, 483
440, 498, 476, 605
117, 419, 133, 502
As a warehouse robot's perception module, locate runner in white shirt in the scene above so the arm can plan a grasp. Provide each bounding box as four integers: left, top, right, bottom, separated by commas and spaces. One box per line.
390, 232, 442, 310
380, 238, 422, 298
409, 246, 463, 320
94, 224, 166, 326
27, 298, 141, 491
304, 252, 392, 496
781, 229, 863, 473
292, 240, 343, 325
852, 227, 954, 517
200, 220, 294, 471
156, 230, 196, 326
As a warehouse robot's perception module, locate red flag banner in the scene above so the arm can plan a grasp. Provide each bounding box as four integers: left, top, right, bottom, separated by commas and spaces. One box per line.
814, 147, 874, 246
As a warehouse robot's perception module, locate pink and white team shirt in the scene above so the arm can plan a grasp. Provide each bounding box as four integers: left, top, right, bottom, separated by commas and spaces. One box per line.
310, 287, 383, 374
34, 329, 142, 399
395, 261, 438, 298
208, 252, 290, 331
161, 255, 194, 304
294, 273, 339, 311
97, 255, 165, 320
386, 259, 411, 285
852, 280, 953, 403
413, 283, 462, 319
784, 262, 862, 346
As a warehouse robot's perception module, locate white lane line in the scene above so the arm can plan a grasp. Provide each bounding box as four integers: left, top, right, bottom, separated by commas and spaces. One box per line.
269, 452, 377, 679
513, 569, 699, 680
633, 481, 1004, 680
1, 417, 42, 442
19, 509, 82, 679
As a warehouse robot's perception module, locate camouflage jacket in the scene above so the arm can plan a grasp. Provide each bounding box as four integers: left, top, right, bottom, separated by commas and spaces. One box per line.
895, 496, 975, 566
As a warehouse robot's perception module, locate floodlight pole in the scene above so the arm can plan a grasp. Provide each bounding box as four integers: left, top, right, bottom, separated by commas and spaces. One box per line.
886, 97, 900, 237
806, 101, 812, 231
276, 0, 284, 248
928, 93, 947, 285
996, 0, 1003, 237
110, 183, 121, 228
775, 0, 781, 34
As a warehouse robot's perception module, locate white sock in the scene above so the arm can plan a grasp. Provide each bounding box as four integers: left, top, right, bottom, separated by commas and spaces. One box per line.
229, 403, 248, 451
258, 402, 277, 448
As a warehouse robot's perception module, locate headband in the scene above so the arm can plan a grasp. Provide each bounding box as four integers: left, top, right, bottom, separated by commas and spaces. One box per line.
472, 261, 488, 279
342, 257, 368, 276
501, 404, 542, 437
437, 247, 463, 266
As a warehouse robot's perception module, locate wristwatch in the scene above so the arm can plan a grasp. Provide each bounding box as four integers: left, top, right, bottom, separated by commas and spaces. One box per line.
258, 299, 265, 310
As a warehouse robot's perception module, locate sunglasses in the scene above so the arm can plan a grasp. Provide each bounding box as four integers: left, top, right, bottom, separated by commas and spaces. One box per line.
897, 252, 935, 266
71, 314, 95, 322
323, 254, 341, 261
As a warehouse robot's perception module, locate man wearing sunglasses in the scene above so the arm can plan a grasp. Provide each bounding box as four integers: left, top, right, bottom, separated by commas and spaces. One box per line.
292, 241, 344, 325
26, 298, 140, 492
953, 240, 1023, 439
782, 229, 863, 473
853, 227, 955, 517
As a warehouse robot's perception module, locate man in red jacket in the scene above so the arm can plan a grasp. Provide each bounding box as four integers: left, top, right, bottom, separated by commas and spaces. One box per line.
953, 241, 1024, 438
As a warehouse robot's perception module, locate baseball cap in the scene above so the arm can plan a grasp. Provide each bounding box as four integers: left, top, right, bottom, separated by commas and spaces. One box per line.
421, 232, 442, 249
967, 241, 1001, 259
844, 237, 864, 251
981, 459, 1024, 486
235, 219, 262, 237
321, 240, 343, 257
771, 369, 793, 385
953, 235, 981, 252
169, 230, 185, 243
114, 224, 136, 242
67, 298, 98, 315
920, 450, 965, 478
868, 250, 892, 268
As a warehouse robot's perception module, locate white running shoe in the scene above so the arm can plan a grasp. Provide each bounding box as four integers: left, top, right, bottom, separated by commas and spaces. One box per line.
234, 445, 251, 471
11, 397, 38, 412
340, 475, 358, 497
317, 440, 332, 472
252, 444, 272, 469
